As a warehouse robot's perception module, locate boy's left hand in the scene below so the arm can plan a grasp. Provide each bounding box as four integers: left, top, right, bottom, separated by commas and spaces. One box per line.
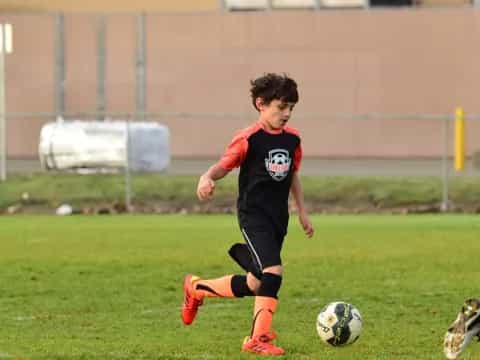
299, 212, 314, 238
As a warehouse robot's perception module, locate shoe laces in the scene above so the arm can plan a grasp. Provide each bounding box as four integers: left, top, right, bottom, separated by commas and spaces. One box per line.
257, 332, 277, 343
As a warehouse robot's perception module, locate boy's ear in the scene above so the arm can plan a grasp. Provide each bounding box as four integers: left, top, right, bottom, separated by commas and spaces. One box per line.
255, 97, 265, 110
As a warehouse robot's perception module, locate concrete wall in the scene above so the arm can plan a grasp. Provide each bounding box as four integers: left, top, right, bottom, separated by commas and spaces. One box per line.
1, 9, 480, 158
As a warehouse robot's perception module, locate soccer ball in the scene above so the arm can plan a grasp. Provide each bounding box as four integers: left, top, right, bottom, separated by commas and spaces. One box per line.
316, 301, 362, 346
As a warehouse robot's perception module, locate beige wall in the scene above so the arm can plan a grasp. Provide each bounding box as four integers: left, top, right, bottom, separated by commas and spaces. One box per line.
1, 9, 480, 158
0, 0, 219, 12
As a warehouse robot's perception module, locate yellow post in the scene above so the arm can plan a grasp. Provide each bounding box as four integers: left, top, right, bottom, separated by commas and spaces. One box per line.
454, 107, 465, 172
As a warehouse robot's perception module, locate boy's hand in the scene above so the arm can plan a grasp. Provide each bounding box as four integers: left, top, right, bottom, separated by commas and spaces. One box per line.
197, 175, 215, 201
299, 211, 314, 238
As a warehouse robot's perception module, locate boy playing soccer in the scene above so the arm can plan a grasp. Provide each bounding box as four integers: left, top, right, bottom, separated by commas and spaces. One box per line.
181, 72, 314, 356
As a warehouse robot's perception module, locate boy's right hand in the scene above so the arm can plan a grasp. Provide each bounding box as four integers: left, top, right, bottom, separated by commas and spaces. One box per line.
197, 175, 215, 201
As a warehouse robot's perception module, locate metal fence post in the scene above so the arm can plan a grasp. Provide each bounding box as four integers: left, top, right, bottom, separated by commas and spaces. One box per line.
125, 115, 132, 212
441, 115, 450, 212
0, 23, 12, 182
97, 15, 106, 121
55, 13, 65, 118
136, 13, 146, 121
0, 25, 6, 181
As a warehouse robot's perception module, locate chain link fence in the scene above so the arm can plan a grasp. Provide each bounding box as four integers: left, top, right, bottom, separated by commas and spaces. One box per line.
1, 10, 480, 213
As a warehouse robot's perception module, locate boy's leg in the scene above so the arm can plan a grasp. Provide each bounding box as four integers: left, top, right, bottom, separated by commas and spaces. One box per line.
444, 298, 480, 359
251, 272, 282, 337
229, 243, 263, 280
181, 273, 254, 325
195, 274, 255, 298
240, 226, 285, 355
242, 271, 285, 355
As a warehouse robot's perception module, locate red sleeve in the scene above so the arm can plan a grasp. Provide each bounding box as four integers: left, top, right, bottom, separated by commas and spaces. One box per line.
293, 143, 302, 172
217, 132, 249, 170
284, 126, 302, 172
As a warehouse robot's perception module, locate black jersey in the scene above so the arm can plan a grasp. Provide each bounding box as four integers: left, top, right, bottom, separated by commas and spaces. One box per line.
218, 121, 302, 235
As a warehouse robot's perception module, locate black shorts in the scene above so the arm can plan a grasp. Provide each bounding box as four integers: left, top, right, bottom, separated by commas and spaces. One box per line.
240, 222, 285, 274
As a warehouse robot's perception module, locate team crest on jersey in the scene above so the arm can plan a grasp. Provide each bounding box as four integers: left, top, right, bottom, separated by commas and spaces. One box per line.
265, 149, 291, 181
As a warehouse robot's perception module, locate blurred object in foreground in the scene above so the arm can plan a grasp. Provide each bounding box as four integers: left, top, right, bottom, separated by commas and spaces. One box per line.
38, 120, 170, 173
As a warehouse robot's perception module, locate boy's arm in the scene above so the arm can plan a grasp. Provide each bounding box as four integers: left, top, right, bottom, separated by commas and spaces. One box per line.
197, 131, 248, 201
197, 163, 230, 201
290, 171, 314, 238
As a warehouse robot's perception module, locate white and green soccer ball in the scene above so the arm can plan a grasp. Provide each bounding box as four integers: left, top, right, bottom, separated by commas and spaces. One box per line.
316, 301, 363, 346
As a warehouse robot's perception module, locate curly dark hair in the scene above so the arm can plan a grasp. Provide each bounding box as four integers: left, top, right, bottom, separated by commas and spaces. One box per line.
250, 73, 299, 111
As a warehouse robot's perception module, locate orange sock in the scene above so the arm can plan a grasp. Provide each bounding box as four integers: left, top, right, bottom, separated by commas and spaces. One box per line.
194, 275, 235, 298
251, 296, 278, 337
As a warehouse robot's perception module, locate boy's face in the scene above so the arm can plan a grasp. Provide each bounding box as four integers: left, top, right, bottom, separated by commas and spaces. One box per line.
256, 98, 296, 131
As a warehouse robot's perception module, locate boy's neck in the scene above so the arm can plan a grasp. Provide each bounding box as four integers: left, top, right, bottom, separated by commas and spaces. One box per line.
257, 118, 283, 134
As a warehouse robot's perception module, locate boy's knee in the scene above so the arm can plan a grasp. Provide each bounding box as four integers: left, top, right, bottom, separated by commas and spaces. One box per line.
247, 272, 261, 293
257, 272, 283, 299
231, 275, 255, 297
263, 265, 282, 276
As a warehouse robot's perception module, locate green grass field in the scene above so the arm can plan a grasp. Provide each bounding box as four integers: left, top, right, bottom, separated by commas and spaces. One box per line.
1, 214, 479, 359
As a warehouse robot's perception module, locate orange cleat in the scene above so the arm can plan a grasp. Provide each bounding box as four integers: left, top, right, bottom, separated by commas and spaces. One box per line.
181, 274, 204, 325
242, 333, 285, 356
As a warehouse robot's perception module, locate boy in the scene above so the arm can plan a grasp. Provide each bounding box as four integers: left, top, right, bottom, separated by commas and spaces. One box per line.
181, 73, 314, 356
444, 298, 480, 359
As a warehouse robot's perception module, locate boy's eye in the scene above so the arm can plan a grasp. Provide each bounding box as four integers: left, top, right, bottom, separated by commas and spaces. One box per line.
278, 103, 294, 111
